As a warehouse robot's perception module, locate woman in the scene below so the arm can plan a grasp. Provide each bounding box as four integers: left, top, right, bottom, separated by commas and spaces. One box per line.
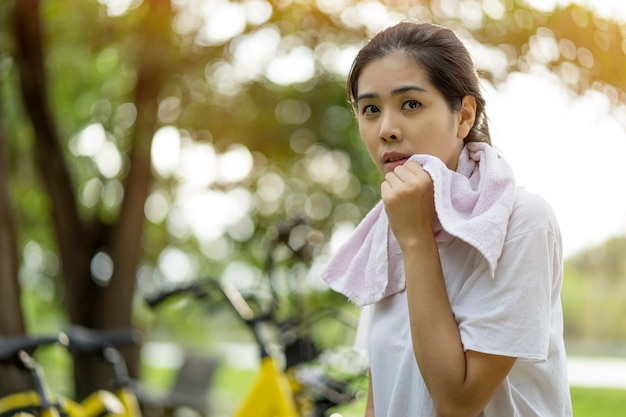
322, 21, 572, 416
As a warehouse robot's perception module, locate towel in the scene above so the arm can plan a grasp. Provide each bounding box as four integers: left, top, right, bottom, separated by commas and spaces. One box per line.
321, 142, 516, 306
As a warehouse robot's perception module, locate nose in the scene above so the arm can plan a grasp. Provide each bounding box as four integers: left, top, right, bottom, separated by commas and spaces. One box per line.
379, 112, 401, 142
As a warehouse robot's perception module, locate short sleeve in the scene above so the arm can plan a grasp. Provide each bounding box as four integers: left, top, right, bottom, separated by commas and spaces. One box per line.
450, 192, 562, 362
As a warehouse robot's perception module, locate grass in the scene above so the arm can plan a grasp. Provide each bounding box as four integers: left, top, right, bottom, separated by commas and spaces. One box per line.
570, 386, 626, 417
175, 361, 626, 417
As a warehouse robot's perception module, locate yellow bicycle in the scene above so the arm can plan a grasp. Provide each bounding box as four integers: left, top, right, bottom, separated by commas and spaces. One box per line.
0, 334, 62, 417
0, 333, 125, 417
146, 278, 358, 417
146, 217, 363, 417
61, 325, 143, 417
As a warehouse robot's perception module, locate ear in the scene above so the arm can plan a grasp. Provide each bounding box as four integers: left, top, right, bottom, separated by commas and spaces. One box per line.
457, 95, 477, 140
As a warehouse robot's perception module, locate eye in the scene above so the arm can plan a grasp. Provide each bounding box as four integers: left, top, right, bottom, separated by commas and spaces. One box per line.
362, 104, 380, 115
402, 100, 421, 110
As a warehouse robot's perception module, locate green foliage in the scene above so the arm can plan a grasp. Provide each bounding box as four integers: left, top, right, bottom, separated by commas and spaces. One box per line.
21, 282, 67, 333
568, 236, 626, 282
562, 237, 626, 344
471, 1, 625, 103
5, 0, 625, 303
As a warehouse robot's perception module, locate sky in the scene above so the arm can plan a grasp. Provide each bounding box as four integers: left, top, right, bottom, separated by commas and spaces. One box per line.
486, 0, 626, 257
486, 71, 626, 257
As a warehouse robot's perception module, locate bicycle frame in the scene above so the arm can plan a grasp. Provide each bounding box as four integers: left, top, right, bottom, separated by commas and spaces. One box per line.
62, 326, 142, 417
114, 387, 141, 417
231, 355, 299, 417
68, 390, 125, 417
218, 281, 299, 416
146, 277, 360, 417
0, 338, 61, 417
0, 390, 59, 417
144, 215, 361, 417
0, 335, 128, 417
0, 373, 126, 417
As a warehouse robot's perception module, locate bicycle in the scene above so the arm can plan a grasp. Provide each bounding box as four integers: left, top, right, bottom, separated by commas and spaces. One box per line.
144, 217, 366, 416
145, 278, 360, 417
0, 334, 62, 417
61, 325, 143, 417
0, 333, 126, 417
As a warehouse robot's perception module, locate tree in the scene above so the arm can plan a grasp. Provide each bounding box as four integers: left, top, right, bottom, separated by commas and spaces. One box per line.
6, 0, 176, 397
1, 0, 624, 395
0, 46, 30, 393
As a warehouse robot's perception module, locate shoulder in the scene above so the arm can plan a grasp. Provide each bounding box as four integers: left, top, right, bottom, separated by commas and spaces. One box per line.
506, 187, 560, 241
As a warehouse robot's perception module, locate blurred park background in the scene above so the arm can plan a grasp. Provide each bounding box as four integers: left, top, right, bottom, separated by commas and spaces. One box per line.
1, 0, 626, 415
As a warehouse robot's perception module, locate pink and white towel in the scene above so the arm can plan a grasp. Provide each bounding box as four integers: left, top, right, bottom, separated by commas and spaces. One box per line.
321, 142, 517, 306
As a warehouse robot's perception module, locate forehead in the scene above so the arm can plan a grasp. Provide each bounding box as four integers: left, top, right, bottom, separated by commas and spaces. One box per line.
357, 52, 431, 94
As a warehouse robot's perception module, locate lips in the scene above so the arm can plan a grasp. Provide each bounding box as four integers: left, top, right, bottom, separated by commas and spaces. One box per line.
382, 152, 410, 172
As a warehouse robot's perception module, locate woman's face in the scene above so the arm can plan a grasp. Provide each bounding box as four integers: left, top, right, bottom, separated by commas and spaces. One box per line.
354, 52, 474, 174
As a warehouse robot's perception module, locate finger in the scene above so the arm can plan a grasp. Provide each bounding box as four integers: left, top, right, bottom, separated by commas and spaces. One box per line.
391, 165, 410, 181
392, 163, 423, 183
384, 170, 419, 193
403, 160, 425, 175
381, 179, 392, 197
381, 178, 401, 202
401, 162, 434, 186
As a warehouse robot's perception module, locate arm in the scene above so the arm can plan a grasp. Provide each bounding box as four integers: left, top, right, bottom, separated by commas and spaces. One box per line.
381, 162, 515, 417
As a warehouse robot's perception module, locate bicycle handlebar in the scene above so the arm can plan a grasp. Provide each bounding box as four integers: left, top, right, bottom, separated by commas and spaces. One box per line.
146, 278, 283, 361
145, 278, 275, 324
144, 281, 211, 308
61, 325, 141, 355
0, 335, 60, 363
220, 280, 256, 321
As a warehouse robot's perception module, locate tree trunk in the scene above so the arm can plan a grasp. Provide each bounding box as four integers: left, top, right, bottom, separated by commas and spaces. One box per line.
0, 60, 30, 395
11, 0, 122, 398
12, 0, 173, 398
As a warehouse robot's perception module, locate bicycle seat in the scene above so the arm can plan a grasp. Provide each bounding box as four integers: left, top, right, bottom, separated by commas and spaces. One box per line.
62, 325, 141, 354
0, 335, 59, 363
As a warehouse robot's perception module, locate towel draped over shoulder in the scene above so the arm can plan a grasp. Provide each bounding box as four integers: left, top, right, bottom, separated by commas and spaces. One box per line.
321, 142, 517, 307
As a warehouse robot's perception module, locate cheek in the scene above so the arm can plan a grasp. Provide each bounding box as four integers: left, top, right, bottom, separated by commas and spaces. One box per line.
358, 123, 373, 145
358, 125, 380, 160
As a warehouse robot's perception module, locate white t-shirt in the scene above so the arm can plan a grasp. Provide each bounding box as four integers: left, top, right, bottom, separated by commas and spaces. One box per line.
355, 187, 572, 416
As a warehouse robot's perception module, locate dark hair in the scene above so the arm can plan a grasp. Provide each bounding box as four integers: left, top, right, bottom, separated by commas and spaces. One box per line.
347, 21, 490, 145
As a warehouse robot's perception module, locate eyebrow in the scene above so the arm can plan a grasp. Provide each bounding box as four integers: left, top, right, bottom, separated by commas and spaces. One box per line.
355, 85, 427, 103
